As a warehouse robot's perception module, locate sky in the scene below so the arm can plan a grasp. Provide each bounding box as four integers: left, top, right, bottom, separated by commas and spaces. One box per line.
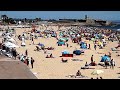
0, 11, 120, 21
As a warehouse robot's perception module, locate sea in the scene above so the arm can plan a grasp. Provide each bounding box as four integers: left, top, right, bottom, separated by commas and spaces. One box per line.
91, 20, 120, 31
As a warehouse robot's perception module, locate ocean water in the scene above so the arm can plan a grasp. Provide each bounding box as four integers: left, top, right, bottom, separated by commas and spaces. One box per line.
92, 21, 120, 31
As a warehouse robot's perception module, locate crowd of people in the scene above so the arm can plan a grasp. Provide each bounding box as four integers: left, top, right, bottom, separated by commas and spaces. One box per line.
0, 24, 120, 79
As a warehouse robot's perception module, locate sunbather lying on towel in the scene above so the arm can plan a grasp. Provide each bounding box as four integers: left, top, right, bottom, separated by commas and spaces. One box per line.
46, 47, 54, 50
46, 54, 54, 58
35, 46, 41, 51
111, 48, 120, 51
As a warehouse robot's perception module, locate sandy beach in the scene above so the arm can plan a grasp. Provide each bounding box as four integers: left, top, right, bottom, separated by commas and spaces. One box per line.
0, 25, 120, 79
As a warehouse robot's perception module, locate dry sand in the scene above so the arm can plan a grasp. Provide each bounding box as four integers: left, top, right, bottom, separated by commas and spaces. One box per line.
5, 26, 120, 79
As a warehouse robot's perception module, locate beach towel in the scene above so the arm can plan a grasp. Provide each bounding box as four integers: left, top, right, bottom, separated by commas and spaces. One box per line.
66, 75, 88, 78
71, 59, 83, 61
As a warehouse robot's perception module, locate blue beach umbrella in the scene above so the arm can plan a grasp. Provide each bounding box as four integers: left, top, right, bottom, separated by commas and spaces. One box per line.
62, 50, 69, 54
73, 50, 81, 55
101, 55, 111, 62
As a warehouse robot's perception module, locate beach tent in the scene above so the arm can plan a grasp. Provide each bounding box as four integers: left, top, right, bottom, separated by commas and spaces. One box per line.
57, 41, 65, 45
73, 50, 82, 55
62, 50, 69, 54
100, 55, 111, 62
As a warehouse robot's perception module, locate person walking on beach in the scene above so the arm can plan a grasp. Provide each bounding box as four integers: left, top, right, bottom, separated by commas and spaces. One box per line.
25, 49, 28, 56
94, 44, 97, 50
31, 57, 34, 69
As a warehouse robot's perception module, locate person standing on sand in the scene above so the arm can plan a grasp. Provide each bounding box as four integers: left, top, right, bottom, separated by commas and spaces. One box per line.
26, 57, 29, 66
91, 55, 94, 62
12, 48, 17, 60
108, 52, 111, 59
110, 59, 115, 69
66, 43, 69, 47
31, 57, 34, 69
88, 44, 91, 49
104, 60, 108, 69
31, 36, 34, 44
100, 77, 103, 79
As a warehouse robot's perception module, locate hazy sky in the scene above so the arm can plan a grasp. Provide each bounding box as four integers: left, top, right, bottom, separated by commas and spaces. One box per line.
1, 11, 120, 21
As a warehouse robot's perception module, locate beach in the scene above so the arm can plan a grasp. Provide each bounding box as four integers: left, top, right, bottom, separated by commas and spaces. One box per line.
0, 25, 120, 79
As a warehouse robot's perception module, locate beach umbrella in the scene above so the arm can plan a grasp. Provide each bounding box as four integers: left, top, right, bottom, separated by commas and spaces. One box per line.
91, 70, 104, 76
62, 50, 69, 54
73, 50, 82, 55
57, 41, 65, 45
101, 55, 110, 62
59, 38, 66, 41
